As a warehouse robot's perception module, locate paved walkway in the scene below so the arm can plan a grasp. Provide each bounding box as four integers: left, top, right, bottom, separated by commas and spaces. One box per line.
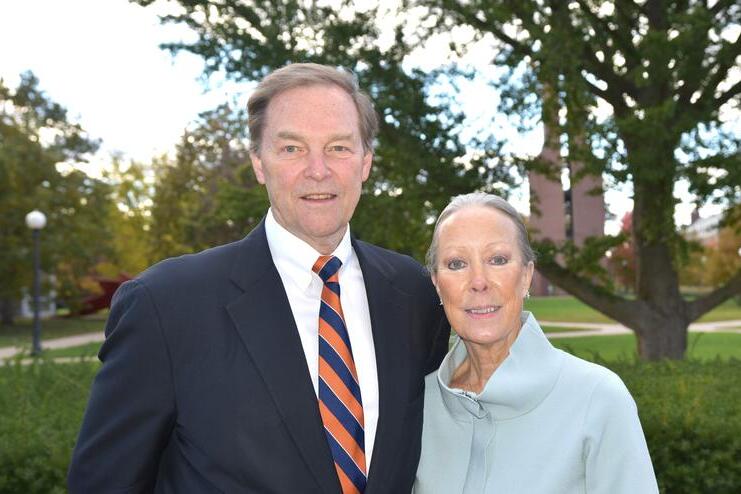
2, 319, 740, 364
541, 319, 741, 338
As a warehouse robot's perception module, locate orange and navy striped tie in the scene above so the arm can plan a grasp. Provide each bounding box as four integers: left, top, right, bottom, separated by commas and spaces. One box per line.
312, 255, 366, 494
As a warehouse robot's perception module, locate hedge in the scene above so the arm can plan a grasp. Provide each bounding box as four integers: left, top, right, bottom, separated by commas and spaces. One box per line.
0, 358, 739, 493
612, 358, 741, 493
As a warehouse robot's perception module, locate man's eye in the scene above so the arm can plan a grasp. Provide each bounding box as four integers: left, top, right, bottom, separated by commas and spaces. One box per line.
447, 259, 466, 270
284, 145, 299, 153
490, 255, 508, 266
328, 145, 351, 153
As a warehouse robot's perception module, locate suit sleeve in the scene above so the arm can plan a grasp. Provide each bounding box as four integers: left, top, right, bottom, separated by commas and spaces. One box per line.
424, 302, 450, 375
583, 372, 659, 494
68, 279, 176, 493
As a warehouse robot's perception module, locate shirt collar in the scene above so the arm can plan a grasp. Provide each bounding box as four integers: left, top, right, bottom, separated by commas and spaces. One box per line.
264, 208, 353, 291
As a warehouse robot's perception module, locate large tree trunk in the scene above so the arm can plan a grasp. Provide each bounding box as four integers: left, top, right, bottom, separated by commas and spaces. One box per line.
0, 297, 16, 326
635, 315, 688, 360
629, 133, 690, 359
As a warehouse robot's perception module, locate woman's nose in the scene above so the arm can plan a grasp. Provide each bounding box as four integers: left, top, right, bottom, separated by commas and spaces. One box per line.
469, 264, 489, 292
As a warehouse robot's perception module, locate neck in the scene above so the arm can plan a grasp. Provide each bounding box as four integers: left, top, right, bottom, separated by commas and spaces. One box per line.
450, 327, 522, 394
307, 231, 345, 255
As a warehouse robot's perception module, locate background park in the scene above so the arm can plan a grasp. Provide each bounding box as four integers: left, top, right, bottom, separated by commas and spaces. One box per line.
1, 0, 740, 492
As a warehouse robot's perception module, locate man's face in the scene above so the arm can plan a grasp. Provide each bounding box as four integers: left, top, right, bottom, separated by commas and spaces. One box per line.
250, 84, 372, 254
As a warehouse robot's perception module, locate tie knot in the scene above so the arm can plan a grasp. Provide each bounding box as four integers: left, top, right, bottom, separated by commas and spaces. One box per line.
313, 255, 342, 282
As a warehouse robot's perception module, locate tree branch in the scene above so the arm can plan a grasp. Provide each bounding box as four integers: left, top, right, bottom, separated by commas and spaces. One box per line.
710, 0, 737, 16
453, 8, 533, 60
687, 270, 741, 322
714, 78, 741, 109
535, 258, 645, 328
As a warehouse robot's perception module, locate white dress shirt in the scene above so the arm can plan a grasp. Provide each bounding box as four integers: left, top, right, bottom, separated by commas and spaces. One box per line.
264, 209, 379, 468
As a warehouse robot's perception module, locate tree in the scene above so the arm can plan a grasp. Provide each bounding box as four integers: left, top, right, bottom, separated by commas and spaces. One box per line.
135, 0, 740, 359
133, 0, 516, 260
420, 0, 741, 359
147, 102, 265, 262
103, 156, 155, 276
0, 73, 115, 323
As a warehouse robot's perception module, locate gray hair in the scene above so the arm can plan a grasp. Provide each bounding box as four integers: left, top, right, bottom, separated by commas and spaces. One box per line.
247, 63, 379, 154
425, 192, 536, 273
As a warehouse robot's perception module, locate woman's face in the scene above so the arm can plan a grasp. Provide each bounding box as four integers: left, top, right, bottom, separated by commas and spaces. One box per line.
432, 206, 534, 349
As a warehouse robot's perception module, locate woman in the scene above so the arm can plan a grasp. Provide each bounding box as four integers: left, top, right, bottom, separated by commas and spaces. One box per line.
414, 192, 658, 494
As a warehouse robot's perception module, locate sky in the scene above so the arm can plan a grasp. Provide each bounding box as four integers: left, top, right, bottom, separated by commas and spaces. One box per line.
1, 0, 730, 233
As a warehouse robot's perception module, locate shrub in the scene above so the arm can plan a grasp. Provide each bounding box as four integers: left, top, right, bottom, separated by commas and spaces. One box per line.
0, 358, 739, 492
610, 358, 741, 493
0, 359, 97, 494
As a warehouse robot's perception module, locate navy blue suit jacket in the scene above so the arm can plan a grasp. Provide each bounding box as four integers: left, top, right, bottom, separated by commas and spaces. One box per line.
68, 221, 449, 493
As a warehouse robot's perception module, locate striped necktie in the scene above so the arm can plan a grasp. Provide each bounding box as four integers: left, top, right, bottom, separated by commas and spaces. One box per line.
312, 255, 367, 494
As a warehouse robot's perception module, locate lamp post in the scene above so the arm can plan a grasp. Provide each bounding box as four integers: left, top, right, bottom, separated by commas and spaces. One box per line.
25, 210, 47, 356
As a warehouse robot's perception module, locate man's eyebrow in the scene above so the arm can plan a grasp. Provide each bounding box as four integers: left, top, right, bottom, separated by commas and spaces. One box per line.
327, 133, 354, 142
275, 131, 304, 141
275, 131, 355, 142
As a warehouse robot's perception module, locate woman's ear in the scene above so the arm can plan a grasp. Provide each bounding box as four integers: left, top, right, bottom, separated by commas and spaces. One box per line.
523, 261, 535, 298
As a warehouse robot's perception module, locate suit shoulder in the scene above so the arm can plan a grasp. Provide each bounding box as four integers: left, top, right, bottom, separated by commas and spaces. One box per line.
136, 239, 242, 292
353, 239, 429, 280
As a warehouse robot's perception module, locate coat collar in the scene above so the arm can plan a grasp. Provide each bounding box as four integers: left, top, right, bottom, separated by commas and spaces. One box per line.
438, 312, 565, 422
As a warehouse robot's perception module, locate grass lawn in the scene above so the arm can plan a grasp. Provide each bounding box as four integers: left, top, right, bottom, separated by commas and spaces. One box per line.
526, 296, 741, 323
41, 341, 102, 359
551, 332, 741, 362
0, 312, 106, 348
540, 325, 592, 333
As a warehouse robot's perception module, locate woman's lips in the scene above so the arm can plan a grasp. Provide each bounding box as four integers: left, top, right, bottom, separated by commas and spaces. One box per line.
464, 305, 501, 318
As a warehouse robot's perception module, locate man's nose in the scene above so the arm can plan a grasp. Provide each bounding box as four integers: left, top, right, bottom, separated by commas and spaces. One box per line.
304, 150, 330, 180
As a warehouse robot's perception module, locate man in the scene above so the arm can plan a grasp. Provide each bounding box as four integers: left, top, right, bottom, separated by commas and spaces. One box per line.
68, 63, 449, 493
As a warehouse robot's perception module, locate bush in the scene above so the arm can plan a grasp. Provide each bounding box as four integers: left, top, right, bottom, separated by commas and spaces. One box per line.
0, 359, 97, 494
609, 359, 741, 493
0, 358, 739, 492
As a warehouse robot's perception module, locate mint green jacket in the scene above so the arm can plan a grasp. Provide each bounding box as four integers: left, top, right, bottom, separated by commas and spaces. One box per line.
414, 312, 658, 494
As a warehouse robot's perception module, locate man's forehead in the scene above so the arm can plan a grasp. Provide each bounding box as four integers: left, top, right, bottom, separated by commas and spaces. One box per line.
262, 85, 361, 139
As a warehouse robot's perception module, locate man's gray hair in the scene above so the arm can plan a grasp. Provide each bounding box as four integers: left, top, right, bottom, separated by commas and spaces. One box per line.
247, 63, 379, 154
425, 192, 536, 273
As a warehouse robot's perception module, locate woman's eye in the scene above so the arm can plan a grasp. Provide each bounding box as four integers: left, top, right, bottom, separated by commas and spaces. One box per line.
447, 259, 466, 270
490, 255, 508, 266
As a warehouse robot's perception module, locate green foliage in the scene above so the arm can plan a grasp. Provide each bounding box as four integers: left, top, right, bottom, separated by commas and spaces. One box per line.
1, 358, 740, 491
0, 73, 116, 319
418, 0, 741, 358
132, 0, 518, 260
0, 361, 98, 494
147, 102, 263, 261
612, 359, 741, 493
103, 158, 154, 275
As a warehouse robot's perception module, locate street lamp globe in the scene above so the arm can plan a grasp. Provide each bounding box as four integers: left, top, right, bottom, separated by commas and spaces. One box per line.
25, 210, 47, 230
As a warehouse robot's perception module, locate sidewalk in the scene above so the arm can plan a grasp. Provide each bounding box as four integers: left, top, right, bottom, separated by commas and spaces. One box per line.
541, 319, 741, 338
0, 331, 104, 361
2, 319, 740, 363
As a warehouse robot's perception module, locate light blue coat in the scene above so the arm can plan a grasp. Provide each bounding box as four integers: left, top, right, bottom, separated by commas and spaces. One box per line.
414, 312, 658, 494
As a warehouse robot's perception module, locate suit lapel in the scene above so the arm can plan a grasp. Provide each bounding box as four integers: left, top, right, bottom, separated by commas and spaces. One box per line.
226, 222, 338, 494
353, 240, 413, 493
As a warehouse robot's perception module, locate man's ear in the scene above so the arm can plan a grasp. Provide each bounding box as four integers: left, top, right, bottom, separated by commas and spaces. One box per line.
361, 151, 372, 182
250, 151, 266, 184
